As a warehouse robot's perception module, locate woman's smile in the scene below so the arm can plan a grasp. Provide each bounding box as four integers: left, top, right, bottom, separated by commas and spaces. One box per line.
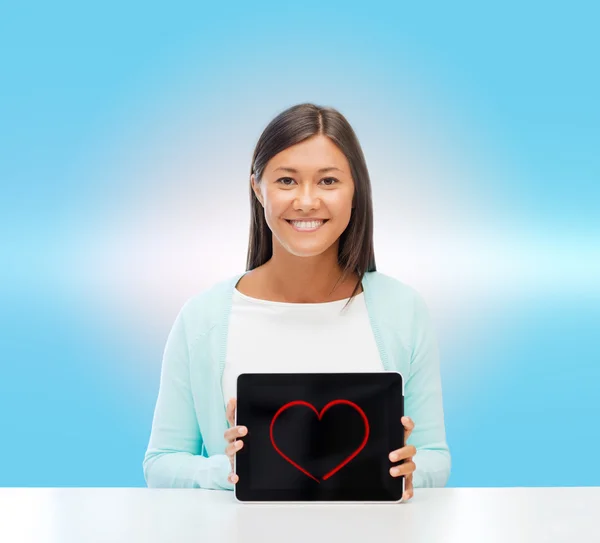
285, 219, 329, 232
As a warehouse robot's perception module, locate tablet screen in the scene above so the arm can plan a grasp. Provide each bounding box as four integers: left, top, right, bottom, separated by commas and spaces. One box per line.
235, 372, 404, 502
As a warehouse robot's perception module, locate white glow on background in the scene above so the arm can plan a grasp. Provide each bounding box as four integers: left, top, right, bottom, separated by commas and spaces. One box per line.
58, 130, 600, 377
28, 60, 598, 382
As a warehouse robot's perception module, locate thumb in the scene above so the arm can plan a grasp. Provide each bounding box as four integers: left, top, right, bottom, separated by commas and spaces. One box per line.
402, 416, 415, 443
226, 398, 237, 427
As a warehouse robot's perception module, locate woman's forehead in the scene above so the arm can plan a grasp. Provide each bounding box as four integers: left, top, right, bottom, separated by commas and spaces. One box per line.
266, 137, 350, 173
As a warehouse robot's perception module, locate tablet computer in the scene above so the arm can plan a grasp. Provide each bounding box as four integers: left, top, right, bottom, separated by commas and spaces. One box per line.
234, 371, 405, 503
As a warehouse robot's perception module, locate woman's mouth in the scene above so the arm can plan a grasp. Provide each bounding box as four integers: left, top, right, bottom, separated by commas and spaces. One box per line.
285, 219, 329, 232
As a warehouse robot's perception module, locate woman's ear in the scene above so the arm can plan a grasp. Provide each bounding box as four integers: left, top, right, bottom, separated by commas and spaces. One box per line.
251, 174, 264, 207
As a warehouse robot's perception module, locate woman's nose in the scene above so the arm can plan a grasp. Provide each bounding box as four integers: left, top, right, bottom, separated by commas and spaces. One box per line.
293, 184, 321, 210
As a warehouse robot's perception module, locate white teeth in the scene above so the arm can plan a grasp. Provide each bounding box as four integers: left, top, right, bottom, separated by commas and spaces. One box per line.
290, 220, 324, 229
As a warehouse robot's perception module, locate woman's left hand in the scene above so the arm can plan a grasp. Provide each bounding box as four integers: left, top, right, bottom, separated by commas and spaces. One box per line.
388, 416, 417, 502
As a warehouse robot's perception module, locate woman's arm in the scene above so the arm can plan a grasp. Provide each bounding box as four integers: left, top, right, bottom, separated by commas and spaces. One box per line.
405, 292, 452, 488
143, 303, 232, 489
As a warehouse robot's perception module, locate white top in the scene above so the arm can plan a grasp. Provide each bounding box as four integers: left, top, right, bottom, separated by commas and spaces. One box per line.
221, 287, 383, 405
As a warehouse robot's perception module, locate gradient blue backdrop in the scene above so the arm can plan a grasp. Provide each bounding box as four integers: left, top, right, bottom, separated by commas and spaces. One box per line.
1, 1, 598, 487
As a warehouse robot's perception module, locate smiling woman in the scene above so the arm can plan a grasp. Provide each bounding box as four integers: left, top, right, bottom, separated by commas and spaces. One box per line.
143, 103, 451, 502
245, 104, 375, 307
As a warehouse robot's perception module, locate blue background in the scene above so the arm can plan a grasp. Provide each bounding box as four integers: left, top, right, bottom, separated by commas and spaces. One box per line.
1, 1, 598, 487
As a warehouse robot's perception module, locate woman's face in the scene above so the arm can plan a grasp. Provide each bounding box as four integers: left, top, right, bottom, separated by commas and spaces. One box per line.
251, 135, 355, 258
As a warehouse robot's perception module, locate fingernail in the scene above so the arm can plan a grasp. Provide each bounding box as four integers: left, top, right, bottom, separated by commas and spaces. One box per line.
236, 441, 242, 448
238, 427, 246, 435
389, 453, 398, 461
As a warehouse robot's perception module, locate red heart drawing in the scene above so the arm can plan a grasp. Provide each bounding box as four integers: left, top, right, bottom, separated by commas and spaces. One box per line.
269, 399, 370, 483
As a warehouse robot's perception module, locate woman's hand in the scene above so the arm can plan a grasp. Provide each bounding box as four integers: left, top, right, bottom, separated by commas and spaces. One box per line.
389, 416, 417, 502
224, 397, 247, 484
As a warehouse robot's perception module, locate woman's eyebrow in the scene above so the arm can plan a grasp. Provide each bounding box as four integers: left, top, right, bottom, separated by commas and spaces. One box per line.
273, 166, 344, 174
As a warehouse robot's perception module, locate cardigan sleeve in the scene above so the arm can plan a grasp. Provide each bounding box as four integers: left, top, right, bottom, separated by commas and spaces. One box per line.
142, 303, 232, 489
404, 292, 452, 488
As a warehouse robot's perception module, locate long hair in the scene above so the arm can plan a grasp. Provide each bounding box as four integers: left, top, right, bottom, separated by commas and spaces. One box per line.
246, 103, 376, 308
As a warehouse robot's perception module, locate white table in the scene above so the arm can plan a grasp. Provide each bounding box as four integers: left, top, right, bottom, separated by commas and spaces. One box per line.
0, 487, 597, 543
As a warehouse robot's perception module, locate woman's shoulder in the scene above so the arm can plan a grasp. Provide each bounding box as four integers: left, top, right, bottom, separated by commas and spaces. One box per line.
177, 272, 243, 331
365, 270, 426, 306
364, 270, 433, 334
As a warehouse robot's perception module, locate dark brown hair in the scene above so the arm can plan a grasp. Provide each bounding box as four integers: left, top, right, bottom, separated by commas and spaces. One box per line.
246, 103, 376, 309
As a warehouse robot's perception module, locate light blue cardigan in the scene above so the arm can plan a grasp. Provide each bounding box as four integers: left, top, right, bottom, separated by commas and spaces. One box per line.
143, 270, 451, 490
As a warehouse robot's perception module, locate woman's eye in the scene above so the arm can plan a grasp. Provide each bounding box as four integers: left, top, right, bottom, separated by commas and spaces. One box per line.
276, 177, 338, 186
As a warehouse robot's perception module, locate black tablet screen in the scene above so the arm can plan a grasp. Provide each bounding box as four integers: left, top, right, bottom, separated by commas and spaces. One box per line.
235, 372, 404, 502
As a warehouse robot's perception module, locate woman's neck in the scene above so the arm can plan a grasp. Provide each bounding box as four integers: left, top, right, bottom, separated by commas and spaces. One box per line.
241, 257, 361, 304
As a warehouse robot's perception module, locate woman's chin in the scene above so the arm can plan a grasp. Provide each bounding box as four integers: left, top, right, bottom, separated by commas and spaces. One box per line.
280, 239, 338, 259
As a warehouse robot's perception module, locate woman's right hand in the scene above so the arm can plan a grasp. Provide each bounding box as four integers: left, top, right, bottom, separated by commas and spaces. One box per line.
224, 397, 247, 484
